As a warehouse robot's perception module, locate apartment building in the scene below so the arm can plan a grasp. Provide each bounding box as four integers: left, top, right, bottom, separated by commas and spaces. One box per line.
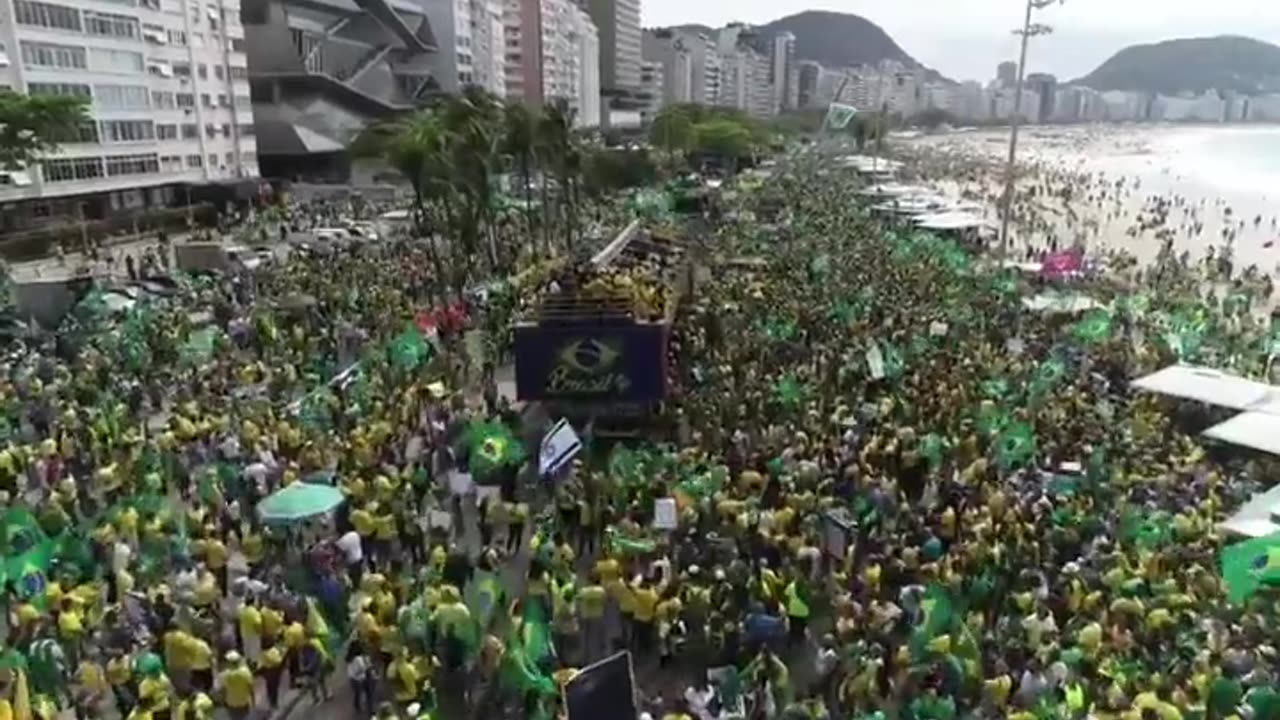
420, 0, 504, 95
0, 0, 257, 214
586, 0, 642, 125
642, 27, 692, 106
769, 31, 793, 113
715, 24, 772, 119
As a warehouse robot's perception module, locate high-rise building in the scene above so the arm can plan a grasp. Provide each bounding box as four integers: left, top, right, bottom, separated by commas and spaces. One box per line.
422, 0, 505, 96
769, 31, 795, 113
638, 59, 662, 123
642, 28, 693, 106
575, 7, 600, 126
672, 29, 718, 106
715, 24, 773, 118
796, 60, 821, 109
0, 0, 264, 213
1024, 73, 1056, 123
586, 0, 642, 124
996, 60, 1017, 88
502, 0, 541, 104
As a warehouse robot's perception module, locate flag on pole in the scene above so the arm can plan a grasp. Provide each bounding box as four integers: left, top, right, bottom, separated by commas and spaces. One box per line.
539, 418, 582, 477
825, 103, 858, 130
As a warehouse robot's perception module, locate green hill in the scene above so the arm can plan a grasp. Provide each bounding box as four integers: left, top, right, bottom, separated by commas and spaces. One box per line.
1075, 36, 1280, 95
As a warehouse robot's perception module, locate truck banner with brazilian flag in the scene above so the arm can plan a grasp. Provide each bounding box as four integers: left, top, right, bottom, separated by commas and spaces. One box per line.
1, 509, 54, 605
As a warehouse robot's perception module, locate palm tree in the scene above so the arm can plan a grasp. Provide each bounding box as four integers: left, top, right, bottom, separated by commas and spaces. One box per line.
501, 101, 541, 258
536, 100, 578, 253
354, 111, 453, 302
440, 89, 502, 287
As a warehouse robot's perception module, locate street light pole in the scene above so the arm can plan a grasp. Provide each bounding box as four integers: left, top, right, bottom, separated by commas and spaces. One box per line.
998, 0, 1060, 256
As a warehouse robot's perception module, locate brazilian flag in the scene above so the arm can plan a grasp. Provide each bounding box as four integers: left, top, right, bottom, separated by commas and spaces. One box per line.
1, 509, 54, 602
1222, 532, 1280, 603
467, 420, 525, 477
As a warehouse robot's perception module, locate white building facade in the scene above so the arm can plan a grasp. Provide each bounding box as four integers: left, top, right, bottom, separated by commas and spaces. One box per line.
423, 0, 504, 95
0, 0, 256, 202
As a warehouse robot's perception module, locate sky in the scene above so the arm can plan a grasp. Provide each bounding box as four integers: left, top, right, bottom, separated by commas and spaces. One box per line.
642, 0, 1280, 83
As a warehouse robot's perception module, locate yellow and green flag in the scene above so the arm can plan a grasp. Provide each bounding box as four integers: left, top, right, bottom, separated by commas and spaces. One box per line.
1222, 532, 1280, 603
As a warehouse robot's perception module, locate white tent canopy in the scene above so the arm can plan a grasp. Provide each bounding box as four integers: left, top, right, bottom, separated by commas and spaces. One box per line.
1204, 412, 1280, 456
1220, 484, 1280, 538
1132, 364, 1280, 457
1130, 365, 1277, 411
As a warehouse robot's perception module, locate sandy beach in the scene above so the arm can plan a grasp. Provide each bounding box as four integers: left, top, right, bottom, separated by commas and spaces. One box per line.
911, 124, 1280, 273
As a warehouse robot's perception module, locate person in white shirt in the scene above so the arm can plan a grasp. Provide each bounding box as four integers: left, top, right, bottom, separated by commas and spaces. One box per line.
336, 529, 364, 584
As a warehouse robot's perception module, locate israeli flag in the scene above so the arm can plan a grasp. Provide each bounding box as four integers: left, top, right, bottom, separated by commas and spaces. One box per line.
539, 418, 582, 477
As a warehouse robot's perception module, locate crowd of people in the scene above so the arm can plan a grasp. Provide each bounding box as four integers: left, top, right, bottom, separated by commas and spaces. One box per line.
0, 140, 1279, 720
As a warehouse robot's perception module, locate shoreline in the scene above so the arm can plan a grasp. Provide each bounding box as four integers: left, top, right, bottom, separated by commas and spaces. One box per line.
905, 124, 1280, 276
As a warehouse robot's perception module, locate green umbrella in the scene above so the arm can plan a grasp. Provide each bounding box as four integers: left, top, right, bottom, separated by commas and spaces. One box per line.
256, 482, 345, 525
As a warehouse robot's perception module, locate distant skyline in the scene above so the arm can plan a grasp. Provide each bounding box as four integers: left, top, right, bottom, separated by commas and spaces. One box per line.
642, 0, 1280, 83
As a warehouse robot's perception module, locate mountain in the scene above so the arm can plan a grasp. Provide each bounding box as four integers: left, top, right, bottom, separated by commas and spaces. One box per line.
664, 11, 947, 83
1075, 36, 1280, 95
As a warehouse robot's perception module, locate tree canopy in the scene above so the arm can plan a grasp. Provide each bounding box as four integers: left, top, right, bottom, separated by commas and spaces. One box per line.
0, 91, 91, 171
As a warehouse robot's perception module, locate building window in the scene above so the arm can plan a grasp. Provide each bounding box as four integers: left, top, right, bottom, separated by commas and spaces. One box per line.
151, 90, 176, 108
52, 121, 99, 144
197, 63, 207, 79
220, 123, 230, 137
142, 23, 166, 42
156, 123, 177, 139
101, 119, 155, 142
176, 93, 194, 107
160, 154, 181, 171
214, 65, 224, 80
186, 154, 202, 167
20, 41, 87, 70
204, 123, 216, 137
173, 61, 191, 76
141, 0, 160, 10
89, 48, 144, 73
147, 59, 173, 77
230, 38, 245, 52
242, 150, 255, 163
94, 84, 149, 110
228, 65, 247, 80
237, 123, 254, 136
84, 10, 140, 39
14, 0, 82, 31
167, 29, 187, 45
200, 93, 212, 108
181, 123, 197, 138
43, 156, 104, 182
207, 153, 216, 167
233, 94, 250, 106
224, 151, 233, 165
105, 153, 159, 176
27, 82, 92, 99
217, 94, 228, 107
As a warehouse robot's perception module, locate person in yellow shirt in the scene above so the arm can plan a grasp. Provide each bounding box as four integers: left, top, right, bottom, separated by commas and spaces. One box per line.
187, 635, 214, 693
577, 577, 608, 664
259, 606, 284, 646
137, 667, 173, 719
173, 692, 214, 720
237, 600, 262, 664
631, 578, 659, 657
202, 537, 228, 591
283, 621, 306, 678
217, 651, 255, 718
107, 649, 135, 718
256, 645, 284, 710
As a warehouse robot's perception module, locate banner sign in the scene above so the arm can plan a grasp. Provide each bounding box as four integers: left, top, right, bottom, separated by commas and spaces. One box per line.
514, 323, 669, 402
565, 651, 636, 720
1041, 250, 1084, 279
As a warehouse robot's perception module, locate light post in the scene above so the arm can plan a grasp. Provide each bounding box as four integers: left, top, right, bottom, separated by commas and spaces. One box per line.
998, 0, 1061, 256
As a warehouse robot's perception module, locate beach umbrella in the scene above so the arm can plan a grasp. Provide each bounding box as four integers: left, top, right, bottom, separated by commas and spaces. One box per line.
256, 482, 345, 525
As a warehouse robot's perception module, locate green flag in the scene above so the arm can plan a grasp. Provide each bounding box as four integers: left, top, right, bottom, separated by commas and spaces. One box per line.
1072, 310, 1113, 343
180, 326, 220, 365
773, 374, 806, 408
467, 420, 525, 477
1222, 532, 1280, 603
389, 326, 430, 371
995, 421, 1036, 470
825, 102, 857, 130
909, 584, 955, 659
